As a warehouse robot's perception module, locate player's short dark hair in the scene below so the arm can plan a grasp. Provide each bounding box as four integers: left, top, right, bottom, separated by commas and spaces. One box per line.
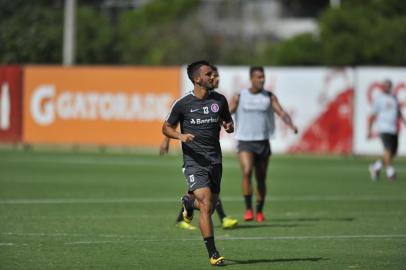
210, 65, 218, 72
383, 79, 392, 86
250, 66, 264, 77
187, 60, 211, 83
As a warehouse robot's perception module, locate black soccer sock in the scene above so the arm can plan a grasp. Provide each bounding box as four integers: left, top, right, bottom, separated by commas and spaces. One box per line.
203, 236, 217, 258
176, 207, 184, 222
244, 195, 252, 210
216, 199, 227, 221
256, 200, 264, 213
182, 195, 196, 213
184, 195, 196, 209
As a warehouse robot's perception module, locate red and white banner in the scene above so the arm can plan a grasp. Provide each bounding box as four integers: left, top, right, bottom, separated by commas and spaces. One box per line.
353, 68, 406, 155
181, 67, 354, 154
0, 66, 22, 143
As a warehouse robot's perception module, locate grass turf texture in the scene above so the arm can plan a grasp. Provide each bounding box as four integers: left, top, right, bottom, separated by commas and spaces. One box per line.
0, 149, 405, 269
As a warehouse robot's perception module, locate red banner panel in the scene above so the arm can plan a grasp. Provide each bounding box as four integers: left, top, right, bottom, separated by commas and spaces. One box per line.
0, 66, 22, 142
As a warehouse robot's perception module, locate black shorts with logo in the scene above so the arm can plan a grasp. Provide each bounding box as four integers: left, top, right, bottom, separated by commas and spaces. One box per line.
380, 133, 398, 155
237, 140, 271, 158
183, 163, 222, 194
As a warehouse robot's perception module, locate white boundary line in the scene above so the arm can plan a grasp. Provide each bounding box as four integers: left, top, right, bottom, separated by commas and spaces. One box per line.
64, 234, 406, 245
2, 232, 406, 246
2, 156, 406, 171
1, 195, 406, 205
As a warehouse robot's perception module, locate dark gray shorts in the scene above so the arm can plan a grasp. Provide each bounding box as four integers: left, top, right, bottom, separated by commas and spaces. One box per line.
183, 164, 222, 194
380, 133, 398, 155
237, 140, 271, 158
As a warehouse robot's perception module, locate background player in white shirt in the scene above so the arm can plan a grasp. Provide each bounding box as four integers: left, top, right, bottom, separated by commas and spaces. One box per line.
229, 66, 298, 222
368, 79, 406, 180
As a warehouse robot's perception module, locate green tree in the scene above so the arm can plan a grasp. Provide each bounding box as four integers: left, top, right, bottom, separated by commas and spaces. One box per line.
319, 1, 406, 66
116, 0, 204, 65
76, 6, 117, 64
263, 33, 322, 66
0, 1, 63, 64
260, 0, 406, 66
0, 1, 118, 64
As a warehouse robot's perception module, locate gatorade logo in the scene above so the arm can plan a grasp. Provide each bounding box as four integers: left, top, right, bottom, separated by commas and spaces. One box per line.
0, 82, 10, 130
30, 85, 173, 126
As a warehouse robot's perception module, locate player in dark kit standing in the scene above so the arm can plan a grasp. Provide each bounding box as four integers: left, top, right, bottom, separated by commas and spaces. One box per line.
162, 60, 234, 266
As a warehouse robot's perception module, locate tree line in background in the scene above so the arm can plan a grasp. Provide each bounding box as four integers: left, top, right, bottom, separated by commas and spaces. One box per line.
1, 0, 405, 66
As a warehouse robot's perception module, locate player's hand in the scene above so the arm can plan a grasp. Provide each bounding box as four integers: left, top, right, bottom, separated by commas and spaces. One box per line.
159, 141, 169, 156
222, 121, 234, 133
179, 133, 195, 143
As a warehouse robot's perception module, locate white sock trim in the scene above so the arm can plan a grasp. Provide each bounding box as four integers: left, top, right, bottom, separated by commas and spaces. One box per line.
386, 166, 395, 177
373, 160, 383, 171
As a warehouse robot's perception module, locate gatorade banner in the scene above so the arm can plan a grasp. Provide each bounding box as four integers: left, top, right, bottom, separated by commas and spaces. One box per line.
181, 67, 354, 154
0, 66, 22, 142
23, 66, 180, 146
353, 68, 406, 155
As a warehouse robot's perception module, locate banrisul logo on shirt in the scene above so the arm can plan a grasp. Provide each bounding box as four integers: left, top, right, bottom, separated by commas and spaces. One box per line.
190, 117, 219, 125
211, 103, 219, 112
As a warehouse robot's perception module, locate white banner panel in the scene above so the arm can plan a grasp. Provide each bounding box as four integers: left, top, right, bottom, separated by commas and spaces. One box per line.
181, 66, 354, 154
353, 68, 406, 155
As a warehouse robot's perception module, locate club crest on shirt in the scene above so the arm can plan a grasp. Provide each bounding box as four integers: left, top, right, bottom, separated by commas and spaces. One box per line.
211, 103, 219, 113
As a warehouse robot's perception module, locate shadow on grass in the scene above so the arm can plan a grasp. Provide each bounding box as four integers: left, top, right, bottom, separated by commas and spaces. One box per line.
271, 217, 355, 222
226, 257, 326, 266
231, 223, 311, 229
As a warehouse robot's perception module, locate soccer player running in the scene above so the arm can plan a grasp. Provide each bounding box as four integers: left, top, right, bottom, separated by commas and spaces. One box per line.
162, 60, 234, 266
229, 66, 298, 223
368, 79, 406, 180
160, 66, 238, 231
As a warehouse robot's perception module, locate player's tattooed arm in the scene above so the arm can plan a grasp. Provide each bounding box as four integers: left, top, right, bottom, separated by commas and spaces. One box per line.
271, 94, 298, 134
162, 121, 195, 142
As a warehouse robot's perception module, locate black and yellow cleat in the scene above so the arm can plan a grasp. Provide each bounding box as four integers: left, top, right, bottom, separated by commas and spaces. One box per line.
181, 195, 194, 223
176, 221, 197, 230
222, 216, 238, 229
209, 255, 225, 266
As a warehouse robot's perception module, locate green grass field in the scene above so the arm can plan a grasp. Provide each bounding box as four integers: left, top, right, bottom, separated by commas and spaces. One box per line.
1, 148, 405, 269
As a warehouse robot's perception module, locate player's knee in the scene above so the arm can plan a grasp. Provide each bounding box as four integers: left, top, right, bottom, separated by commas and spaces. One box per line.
257, 180, 266, 187
242, 169, 252, 179
199, 199, 212, 214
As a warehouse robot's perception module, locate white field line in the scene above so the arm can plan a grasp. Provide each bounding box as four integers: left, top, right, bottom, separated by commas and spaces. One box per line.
63, 234, 406, 245
0, 243, 15, 246
2, 156, 406, 171
0, 157, 188, 168
64, 234, 406, 245
2, 232, 406, 246
1, 195, 406, 205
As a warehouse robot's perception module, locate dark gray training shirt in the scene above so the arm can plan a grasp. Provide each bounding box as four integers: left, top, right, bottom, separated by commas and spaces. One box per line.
166, 90, 232, 167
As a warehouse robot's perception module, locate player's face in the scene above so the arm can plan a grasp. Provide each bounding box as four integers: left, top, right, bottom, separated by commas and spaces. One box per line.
212, 71, 219, 89
197, 65, 215, 90
383, 80, 392, 94
250, 70, 265, 91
